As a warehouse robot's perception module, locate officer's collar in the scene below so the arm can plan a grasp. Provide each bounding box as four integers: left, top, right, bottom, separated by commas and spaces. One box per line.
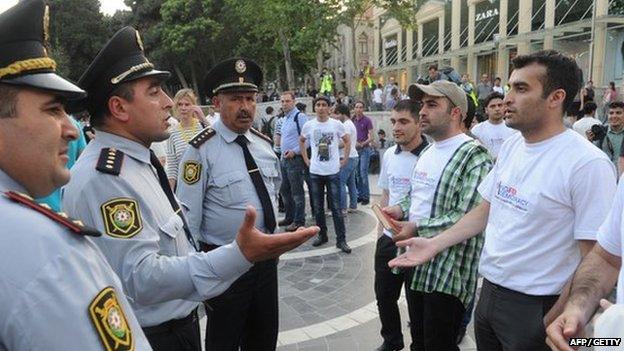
285, 108, 300, 119
213, 118, 254, 144
91, 130, 151, 164
394, 136, 429, 156
0, 168, 28, 194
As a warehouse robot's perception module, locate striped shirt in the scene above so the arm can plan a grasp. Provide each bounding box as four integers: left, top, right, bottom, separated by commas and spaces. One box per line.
166, 121, 204, 180
399, 140, 492, 308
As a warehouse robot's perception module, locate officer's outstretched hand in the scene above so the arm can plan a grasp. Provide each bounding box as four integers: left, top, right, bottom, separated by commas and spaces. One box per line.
236, 206, 319, 262
387, 237, 440, 268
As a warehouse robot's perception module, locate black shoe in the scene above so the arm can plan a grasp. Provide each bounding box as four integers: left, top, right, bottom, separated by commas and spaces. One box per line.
456, 326, 467, 345
278, 219, 293, 227
336, 241, 352, 254
374, 342, 403, 351
361, 200, 370, 205
312, 235, 328, 247
278, 207, 285, 213
285, 223, 303, 232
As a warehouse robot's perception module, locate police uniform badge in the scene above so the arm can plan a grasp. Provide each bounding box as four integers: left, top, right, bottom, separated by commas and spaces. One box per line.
89, 287, 134, 351
182, 161, 202, 185
235, 59, 246, 74
100, 198, 143, 238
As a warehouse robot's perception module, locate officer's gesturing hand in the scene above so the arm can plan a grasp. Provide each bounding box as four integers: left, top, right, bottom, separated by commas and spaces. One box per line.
236, 206, 319, 262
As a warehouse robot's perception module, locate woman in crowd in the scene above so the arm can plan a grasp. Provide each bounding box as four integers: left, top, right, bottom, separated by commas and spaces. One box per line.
166, 88, 207, 189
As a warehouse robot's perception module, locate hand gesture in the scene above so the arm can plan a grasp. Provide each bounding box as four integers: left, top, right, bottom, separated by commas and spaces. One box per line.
236, 206, 319, 262
545, 305, 586, 351
388, 237, 440, 268
390, 219, 416, 242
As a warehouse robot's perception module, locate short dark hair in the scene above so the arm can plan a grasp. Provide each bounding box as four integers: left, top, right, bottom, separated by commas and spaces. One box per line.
484, 92, 505, 108
281, 91, 296, 100
583, 102, 597, 115
313, 95, 331, 106
295, 102, 307, 112
0, 83, 19, 118
393, 99, 420, 120
265, 106, 274, 114
464, 93, 476, 130
91, 81, 135, 128
354, 100, 365, 108
334, 103, 350, 116
511, 50, 582, 113
609, 101, 624, 110
428, 64, 438, 71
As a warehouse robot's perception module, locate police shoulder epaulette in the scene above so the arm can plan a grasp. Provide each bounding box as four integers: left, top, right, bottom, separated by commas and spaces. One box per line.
250, 127, 272, 144
3, 191, 101, 237
96, 148, 124, 175
189, 127, 216, 148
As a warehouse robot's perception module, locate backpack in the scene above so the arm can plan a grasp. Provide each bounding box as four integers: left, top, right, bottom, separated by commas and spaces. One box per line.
260, 115, 276, 138
440, 67, 462, 85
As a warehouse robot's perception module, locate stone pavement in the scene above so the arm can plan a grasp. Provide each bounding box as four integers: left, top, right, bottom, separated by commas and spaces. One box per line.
200, 174, 479, 351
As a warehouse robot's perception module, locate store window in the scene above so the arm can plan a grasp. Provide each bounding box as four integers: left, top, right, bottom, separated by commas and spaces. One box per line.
384, 34, 398, 66
422, 19, 439, 57
475, 0, 499, 44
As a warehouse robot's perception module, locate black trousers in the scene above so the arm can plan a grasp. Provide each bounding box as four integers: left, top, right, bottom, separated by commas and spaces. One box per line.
374, 235, 417, 349
205, 259, 279, 351
143, 309, 201, 351
411, 291, 465, 351
475, 279, 558, 351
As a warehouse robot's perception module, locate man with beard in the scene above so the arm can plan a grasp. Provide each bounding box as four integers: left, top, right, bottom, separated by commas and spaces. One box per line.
62, 31, 317, 351
176, 58, 289, 351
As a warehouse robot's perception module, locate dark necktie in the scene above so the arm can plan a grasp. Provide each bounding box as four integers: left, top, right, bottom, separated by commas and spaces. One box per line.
234, 135, 276, 233
149, 150, 198, 250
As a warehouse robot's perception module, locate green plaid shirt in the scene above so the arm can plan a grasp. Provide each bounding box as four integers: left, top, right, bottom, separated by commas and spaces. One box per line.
399, 139, 492, 308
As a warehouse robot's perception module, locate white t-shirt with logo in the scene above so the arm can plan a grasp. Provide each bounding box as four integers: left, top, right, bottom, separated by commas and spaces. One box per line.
343, 119, 359, 158
471, 120, 517, 158
379, 145, 421, 237
478, 130, 616, 295
409, 133, 472, 221
302, 118, 346, 176
597, 176, 624, 304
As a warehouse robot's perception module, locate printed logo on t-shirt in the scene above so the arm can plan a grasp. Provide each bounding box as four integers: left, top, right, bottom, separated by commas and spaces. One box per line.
412, 170, 437, 188
389, 175, 411, 194
313, 130, 335, 162
494, 181, 530, 212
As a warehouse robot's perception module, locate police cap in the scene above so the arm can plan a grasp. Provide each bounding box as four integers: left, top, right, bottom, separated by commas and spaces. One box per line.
73, 26, 170, 115
0, 0, 85, 100
204, 58, 262, 98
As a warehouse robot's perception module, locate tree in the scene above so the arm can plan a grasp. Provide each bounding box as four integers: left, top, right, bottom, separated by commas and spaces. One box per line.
48, 0, 111, 82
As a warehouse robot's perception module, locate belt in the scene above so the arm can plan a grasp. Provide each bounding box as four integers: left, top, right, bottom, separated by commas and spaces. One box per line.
142, 309, 197, 336
484, 279, 559, 300
199, 242, 220, 252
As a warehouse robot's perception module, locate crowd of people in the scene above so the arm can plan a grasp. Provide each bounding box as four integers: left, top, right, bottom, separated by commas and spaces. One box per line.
3, 1, 624, 351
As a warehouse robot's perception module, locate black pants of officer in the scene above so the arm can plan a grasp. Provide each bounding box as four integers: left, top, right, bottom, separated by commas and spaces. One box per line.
204, 257, 278, 351
475, 279, 558, 351
143, 309, 201, 351
374, 235, 417, 350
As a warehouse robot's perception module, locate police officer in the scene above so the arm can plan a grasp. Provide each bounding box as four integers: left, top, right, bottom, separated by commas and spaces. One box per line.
62, 29, 318, 351
0, 1, 151, 350
176, 58, 281, 351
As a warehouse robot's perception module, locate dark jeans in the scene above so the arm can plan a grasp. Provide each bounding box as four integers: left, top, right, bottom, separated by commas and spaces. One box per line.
475, 279, 558, 351
339, 157, 358, 210
280, 156, 306, 225
411, 291, 465, 351
204, 260, 278, 351
356, 146, 372, 201
374, 235, 417, 350
310, 173, 346, 242
143, 310, 201, 351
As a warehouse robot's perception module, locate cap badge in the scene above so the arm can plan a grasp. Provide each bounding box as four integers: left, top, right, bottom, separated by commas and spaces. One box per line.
235, 60, 246, 74
135, 30, 144, 51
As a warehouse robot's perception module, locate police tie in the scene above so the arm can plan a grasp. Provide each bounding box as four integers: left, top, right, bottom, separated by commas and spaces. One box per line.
149, 150, 199, 250
234, 135, 276, 233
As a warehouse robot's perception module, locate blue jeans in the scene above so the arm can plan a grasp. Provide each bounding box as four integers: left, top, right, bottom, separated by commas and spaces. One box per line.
280, 156, 306, 225
357, 146, 372, 201
339, 157, 358, 210
310, 173, 346, 243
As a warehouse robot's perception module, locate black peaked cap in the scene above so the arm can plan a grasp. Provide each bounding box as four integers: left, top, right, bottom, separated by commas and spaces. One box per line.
204, 58, 263, 98
72, 26, 170, 115
0, 0, 85, 100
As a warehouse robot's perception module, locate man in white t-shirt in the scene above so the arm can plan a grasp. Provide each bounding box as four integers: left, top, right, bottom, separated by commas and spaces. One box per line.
373, 84, 384, 111
300, 96, 352, 253
333, 104, 359, 214
374, 99, 428, 351
572, 101, 601, 137
471, 91, 517, 158
388, 50, 617, 351
384, 80, 492, 351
